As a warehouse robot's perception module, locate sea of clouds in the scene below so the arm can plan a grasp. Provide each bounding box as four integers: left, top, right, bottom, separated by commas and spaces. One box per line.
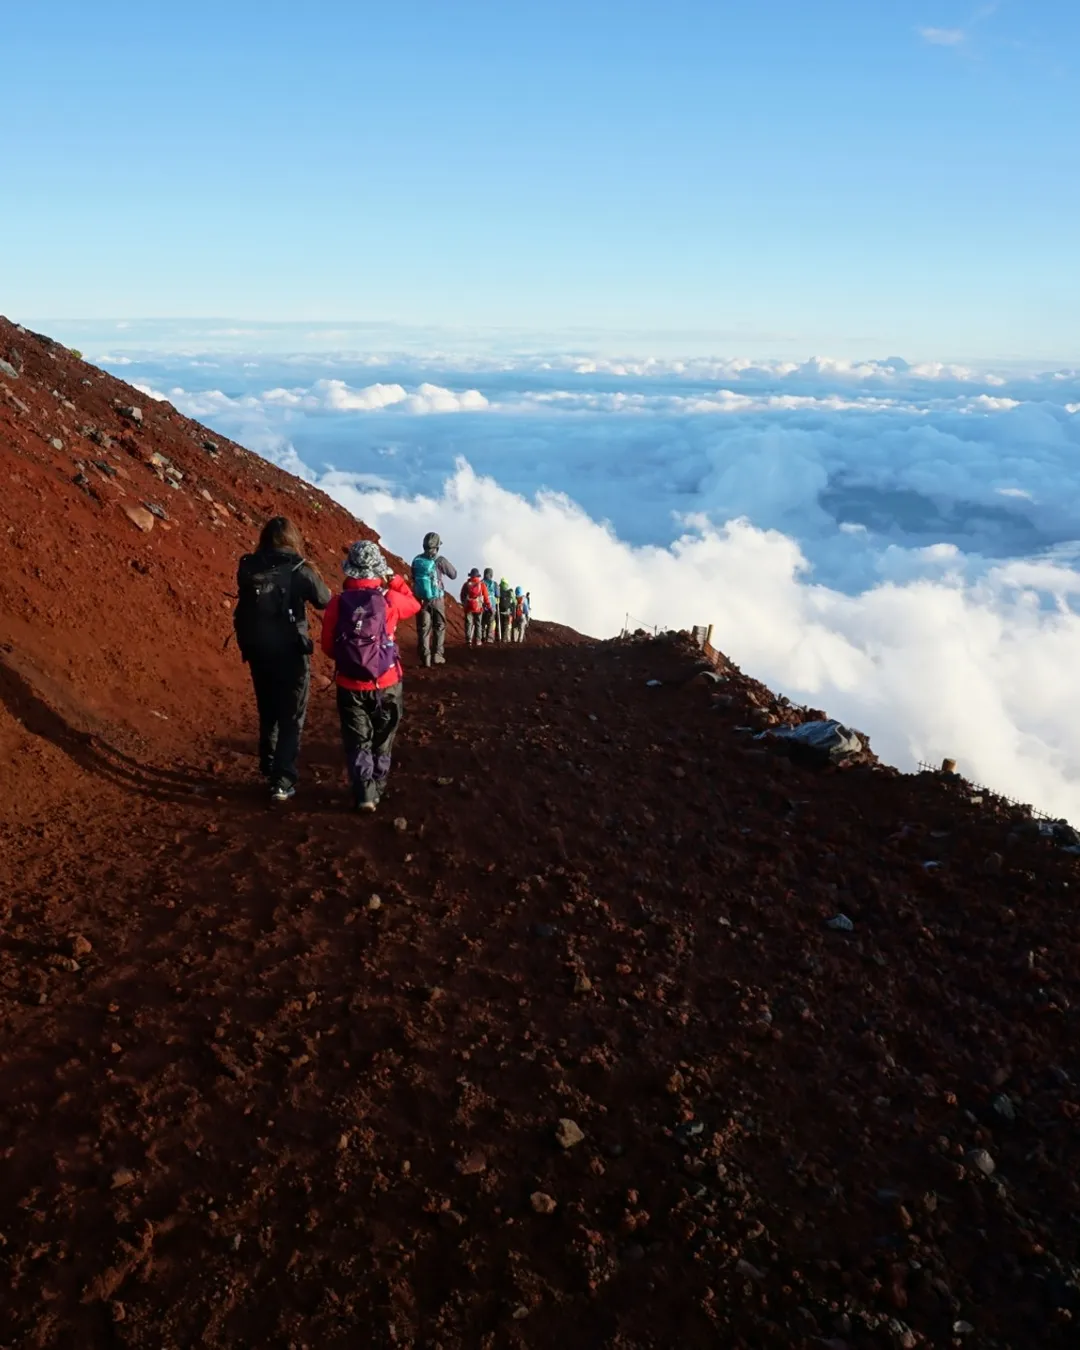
83, 333, 1080, 821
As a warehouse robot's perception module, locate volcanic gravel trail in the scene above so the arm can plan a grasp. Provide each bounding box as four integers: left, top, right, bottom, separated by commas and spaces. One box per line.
1, 319, 1078, 1348
2, 634, 1079, 1349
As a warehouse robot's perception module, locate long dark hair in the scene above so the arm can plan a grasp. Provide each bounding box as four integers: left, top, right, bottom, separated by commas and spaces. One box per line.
258, 516, 303, 554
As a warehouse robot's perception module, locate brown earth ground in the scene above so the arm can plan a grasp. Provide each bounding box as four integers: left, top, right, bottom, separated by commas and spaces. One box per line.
0, 322, 1078, 1348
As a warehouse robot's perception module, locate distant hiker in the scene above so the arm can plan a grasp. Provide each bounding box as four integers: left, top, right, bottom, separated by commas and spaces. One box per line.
233, 517, 330, 803
411, 531, 457, 667
481, 566, 498, 643
512, 586, 530, 643
460, 568, 486, 647
497, 577, 515, 643
321, 540, 421, 812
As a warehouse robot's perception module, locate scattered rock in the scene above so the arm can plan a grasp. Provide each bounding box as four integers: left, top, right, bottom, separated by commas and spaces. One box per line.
143, 502, 168, 521
0, 358, 19, 379
673, 1119, 705, 1145
530, 1191, 557, 1214
393, 817, 408, 832
967, 1148, 996, 1176
50, 437, 64, 451
45, 954, 80, 973
555, 1118, 585, 1149
367, 895, 382, 911
457, 1150, 487, 1175
69, 935, 92, 958
123, 504, 155, 533
117, 405, 143, 425
735, 1259, 765, 1281
110, 1167, 136, 1190
511, 1305, 530, 1320
953, 1321, 974, 1336
826, 914, 855, 932
992, 1093, 1016, 1121
573, 973, 593, 994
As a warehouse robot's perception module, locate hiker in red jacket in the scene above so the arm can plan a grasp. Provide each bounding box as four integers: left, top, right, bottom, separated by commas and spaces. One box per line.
460, 568, 486, 648
321, 540, 421, 812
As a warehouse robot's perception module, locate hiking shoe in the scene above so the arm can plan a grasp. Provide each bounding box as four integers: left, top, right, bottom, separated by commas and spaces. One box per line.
433, 653, 446, 665
270, 783, 295, 803
355, 799, 377, 813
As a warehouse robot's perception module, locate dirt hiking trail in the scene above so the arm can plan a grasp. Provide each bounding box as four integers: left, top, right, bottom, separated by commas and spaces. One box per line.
1, 321, 1078, 1348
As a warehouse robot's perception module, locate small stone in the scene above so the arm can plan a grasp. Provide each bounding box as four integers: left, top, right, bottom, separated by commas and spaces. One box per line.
118, 405, 143, 424
70, 935, 92, 958
992, 1093, 1016, 1121
826, 914, 855, 932
967, 1148, 996, 1176
51, 437, 64, 451
672, 765, 686, 779
666, 1070, 685, 1094
555, 1118, 585, 1149
436, 776, 454, 786
0, 358, 18, 379
530, 1191, 557, 1214
110, 1167, 136, 1190
673, 1120, 706, 1145
367, 895, 382, 911
953, 1321, 974, 1336
735, 1259, 765, 1281
511, 1305, 530, 1320
574, 973, 593, 994
533, 922, 555, 939
123, 504, 155, 533
393, 817, 408, 832
457, 1150, 487, 1175
623, 1243, 645, 1262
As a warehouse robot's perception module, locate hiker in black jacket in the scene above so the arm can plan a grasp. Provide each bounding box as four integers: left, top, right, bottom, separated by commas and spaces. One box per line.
233, 517, 330, 802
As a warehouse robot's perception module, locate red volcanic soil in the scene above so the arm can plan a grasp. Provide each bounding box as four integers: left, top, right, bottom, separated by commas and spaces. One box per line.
1, 320, 1078, 1349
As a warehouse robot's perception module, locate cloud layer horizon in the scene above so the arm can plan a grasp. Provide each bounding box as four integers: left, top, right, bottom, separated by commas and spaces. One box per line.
97, 341, 1080, 822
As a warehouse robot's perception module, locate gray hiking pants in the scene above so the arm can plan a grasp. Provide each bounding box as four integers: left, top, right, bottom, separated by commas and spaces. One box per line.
417, 598, 446, 662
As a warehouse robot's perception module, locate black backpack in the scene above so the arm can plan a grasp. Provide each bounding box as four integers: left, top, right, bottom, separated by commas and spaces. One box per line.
233, 554, 306, 659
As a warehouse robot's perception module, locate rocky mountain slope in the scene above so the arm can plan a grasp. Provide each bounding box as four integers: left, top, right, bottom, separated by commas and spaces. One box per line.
1, 322, 1077, 1349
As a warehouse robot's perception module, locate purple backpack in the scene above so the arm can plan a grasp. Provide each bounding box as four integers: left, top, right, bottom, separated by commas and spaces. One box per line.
333, 588, 399, 684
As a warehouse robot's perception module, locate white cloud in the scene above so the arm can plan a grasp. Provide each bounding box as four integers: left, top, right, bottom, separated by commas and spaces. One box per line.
318, 458, 1080, 822
919, 26, 966, 46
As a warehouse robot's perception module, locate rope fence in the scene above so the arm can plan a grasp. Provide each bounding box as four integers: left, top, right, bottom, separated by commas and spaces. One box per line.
916, 762, 1056, 823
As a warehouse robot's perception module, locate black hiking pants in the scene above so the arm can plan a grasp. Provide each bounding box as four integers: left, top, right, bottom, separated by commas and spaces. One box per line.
249, 654, 310, 788
417, 598, 446, 663
337, 681, 404, 806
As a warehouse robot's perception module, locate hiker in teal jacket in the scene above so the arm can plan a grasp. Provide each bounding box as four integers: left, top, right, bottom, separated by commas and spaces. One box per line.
410, 531, 457, 666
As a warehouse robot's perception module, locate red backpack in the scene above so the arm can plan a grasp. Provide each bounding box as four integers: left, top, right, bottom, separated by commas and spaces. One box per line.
463, 577, 485, 614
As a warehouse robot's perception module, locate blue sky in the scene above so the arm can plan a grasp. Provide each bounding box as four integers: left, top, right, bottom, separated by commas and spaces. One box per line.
4, 0, 1078, 360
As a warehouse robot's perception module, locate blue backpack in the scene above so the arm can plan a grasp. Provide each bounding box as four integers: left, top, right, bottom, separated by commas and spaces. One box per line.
412, 554, 441, 601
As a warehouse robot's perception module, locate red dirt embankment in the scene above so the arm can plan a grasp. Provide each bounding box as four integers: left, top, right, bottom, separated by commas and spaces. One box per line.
1, 322, 1078, 1349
